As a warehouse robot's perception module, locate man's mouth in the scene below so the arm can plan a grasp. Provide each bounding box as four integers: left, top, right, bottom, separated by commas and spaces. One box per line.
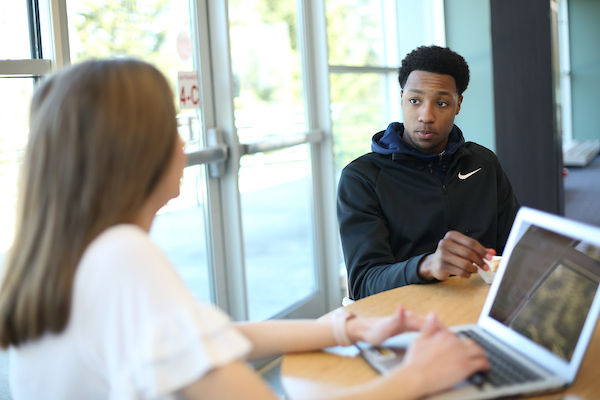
417, 131, 436, 139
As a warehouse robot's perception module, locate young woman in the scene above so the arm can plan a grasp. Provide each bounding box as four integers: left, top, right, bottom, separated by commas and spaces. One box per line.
0, 59, 487, 400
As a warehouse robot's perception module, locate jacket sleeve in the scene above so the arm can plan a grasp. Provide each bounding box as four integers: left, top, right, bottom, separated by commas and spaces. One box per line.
337, 163, 433, 300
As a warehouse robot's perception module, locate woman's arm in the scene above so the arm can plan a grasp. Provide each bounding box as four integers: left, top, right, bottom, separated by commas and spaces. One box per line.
180, 358, 423, 400
235, 305, 425, 361
181, 312, 488, 400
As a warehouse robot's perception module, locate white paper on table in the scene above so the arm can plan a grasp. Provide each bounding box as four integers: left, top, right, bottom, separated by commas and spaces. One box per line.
475, 256, 502, 284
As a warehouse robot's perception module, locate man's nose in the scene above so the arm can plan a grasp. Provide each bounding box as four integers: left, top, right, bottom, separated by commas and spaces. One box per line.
418, 103, 435, 124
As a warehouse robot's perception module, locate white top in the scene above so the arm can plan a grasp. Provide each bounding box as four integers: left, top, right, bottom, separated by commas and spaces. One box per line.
10, 225, 251, 400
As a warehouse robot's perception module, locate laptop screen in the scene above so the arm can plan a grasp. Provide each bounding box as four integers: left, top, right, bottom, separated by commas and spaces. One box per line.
489, 225, 600, 361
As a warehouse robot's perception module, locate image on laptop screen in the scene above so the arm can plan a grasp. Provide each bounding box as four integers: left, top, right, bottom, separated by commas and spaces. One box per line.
489, 225, 600, 361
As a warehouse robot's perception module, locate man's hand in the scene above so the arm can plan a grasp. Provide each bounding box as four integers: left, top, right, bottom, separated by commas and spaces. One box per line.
418, 231, 496, 281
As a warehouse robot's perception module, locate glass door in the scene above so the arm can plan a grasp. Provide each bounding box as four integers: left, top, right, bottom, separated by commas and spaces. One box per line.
206, 0, 329, 321
228, 0, 318, 320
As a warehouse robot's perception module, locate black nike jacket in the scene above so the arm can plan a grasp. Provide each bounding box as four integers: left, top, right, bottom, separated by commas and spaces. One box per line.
337, 123, 520, 300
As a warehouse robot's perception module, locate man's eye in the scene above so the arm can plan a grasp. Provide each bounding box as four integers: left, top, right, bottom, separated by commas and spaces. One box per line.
409, 98, 419, 105
438, 101, 448, 107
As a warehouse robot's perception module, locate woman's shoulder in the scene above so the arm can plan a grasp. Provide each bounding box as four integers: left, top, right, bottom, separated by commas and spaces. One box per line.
83, 224, 157, 261
77, 224, 173, 289
91, 223, 150, 247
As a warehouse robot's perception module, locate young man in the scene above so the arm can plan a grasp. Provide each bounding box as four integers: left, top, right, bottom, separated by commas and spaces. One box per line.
338, 45, 520, 300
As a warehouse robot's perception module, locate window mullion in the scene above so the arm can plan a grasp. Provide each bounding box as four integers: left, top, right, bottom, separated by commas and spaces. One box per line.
328, 65, 397, 74
205, 0, 249, 321
26, 0, 44, 59
301, 0, 343, 311
39, 0, 71, 70
0, 60, 52, 77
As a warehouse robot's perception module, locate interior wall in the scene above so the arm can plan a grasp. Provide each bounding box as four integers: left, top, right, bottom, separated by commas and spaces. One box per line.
490, 0, 564, 215
442, 0, 595, 215
568, 0, 600, 141
444, 0, 496, 152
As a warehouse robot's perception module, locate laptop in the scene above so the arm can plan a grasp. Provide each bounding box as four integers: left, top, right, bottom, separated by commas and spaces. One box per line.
356, 206, 600, 399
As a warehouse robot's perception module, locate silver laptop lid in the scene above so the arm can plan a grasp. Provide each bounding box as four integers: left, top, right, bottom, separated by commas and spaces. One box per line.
478, 207, 600, 384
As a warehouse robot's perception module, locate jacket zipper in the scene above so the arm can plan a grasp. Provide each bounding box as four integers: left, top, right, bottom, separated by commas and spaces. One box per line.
428, 161, 448, 194
428, 160, 451, 227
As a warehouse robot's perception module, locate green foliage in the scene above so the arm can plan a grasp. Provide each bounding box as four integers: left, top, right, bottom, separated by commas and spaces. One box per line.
73, 0, 169, 66
325, 0, 381, 66
255, 0, 297, 50
71, 0, 194, 111
69, 0, 391, 163
325, 0, 396, 170
229, 0, 303, 107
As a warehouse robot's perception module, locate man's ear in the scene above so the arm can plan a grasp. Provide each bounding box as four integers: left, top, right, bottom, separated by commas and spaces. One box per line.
400, 90, 404, 107
456, 95, 463, 115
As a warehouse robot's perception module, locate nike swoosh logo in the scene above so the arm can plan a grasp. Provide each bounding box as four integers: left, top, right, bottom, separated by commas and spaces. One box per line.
458, 168, 482, 180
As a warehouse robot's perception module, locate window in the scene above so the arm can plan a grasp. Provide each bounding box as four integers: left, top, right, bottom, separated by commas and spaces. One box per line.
0, 79, 33, 265
0, 0, 55, 266
325, 0, 445, 176
0, 2, 32, 60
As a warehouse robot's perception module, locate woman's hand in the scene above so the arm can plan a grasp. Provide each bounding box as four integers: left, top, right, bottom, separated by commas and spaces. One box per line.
399, 312, 489, 397
346, 305, 426, 345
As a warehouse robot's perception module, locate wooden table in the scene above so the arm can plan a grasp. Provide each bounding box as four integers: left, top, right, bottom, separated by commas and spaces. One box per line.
281, 274, 600, 399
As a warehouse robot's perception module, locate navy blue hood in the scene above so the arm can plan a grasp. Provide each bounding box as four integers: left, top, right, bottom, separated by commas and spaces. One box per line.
371, 122, 466, 182
372, 122, 465, 158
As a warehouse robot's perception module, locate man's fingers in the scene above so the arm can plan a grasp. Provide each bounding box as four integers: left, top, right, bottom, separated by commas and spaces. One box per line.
436, 254, 479, 277
444, 230, 481, 247
424, 232, 497, 281
442, 231, 487, 258
443, 231, 488, 261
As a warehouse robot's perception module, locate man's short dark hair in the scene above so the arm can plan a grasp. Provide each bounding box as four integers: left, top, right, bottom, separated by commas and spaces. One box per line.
398, 45, 470, 96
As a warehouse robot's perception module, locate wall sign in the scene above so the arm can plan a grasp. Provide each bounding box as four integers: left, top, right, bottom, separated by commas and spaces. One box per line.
177, 71, 200, 110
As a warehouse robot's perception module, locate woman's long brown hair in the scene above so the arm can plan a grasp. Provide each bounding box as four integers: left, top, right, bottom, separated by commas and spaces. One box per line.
0, 59, 177, 348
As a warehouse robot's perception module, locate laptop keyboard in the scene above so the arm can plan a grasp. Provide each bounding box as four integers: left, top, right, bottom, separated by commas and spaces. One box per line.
460, 330, 543, 388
